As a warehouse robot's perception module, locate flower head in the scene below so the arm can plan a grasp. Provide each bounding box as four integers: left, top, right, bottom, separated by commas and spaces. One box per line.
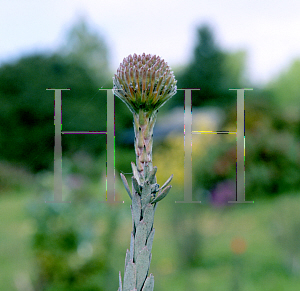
113, 53, 177, 115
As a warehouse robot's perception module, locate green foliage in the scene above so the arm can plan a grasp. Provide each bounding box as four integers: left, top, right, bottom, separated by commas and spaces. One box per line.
0, 161, 34, 193
266, 58, 300, 108
176, 24, 247, 109
271, 195, 300, 275
30, 201, 108, 291
27, 163, 127, 291
2, 179, 300, 290
0, 54, 108, 172
59, 18, 111, 84
0, 18, 136, 174
192, 89, 300, 200
265, 58, 300, 138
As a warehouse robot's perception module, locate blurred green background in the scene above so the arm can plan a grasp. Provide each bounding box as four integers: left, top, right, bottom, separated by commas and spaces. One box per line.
1, 19, 300, 291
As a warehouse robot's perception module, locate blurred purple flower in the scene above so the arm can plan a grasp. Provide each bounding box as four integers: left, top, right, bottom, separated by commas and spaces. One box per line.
66, 174, 84, 189
210, 180, 236, 207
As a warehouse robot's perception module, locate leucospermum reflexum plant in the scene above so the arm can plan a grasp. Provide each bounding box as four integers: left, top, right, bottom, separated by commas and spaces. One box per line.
113, 53, 177, 291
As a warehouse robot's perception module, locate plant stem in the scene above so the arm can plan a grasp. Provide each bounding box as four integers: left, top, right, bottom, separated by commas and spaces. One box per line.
133, 110, 157, 182
118, 163, 172, 291
114, 53, 176, 291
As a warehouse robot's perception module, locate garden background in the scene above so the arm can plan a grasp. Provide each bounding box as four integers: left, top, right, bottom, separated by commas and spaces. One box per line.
0, 1, 300, 290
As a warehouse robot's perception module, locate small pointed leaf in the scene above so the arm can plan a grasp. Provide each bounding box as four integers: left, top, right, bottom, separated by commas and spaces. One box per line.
132, 192, 141, 228
144, 164, 150, 181
131, 162, 140, 185
149, 166, 157, 184
143, 204, 154, 237
151, 185, 172, 204
142, 274, 154, 291
136, 247, 151, 291
119, 271, 123, 291
130, 232, 134, 261
141, 181, 151, 210
160, 174, 173, 190
134, 220, 148, 261
120, 173, 132, 200
146, 228, 155, 254
148, 162, 153, 172
123, 260, 136, 291
132, 176, 141, 194
130, 205, 134, 232
125, 249, 130, 274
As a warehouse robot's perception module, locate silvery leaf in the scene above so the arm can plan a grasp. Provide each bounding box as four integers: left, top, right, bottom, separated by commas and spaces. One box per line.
141, 274, 154, 291
136, 247, 151, 291
160, 174, 173, 191
123, 260, 136, 291
146, 229, 155, 254
143, 204, 154, 237
120, 173, 132, 200
132, 192, 141, 229
149, 166, 157, 184
151, 185, 172, 204
132, 176, 141, 194
134, 220, 148, 261
119, 271, 123, 291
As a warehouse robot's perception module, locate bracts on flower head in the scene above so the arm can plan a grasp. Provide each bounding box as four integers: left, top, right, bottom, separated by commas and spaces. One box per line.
113, 53, 177, 115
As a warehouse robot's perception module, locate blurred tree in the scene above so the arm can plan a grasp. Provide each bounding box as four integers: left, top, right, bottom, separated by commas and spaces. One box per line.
192, 88, 300, 199
29, 171, 125, 291
0, 54, 107, 172
222, 50, 247, 89
175, 24, 247, 109
266, 58, 300, 138
0, 20, 129, 173
59, 18, 111, 85
266, 59, 300, 108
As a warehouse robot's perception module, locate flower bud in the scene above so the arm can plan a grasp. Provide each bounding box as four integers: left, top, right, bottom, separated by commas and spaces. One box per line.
113, 53, 177, 115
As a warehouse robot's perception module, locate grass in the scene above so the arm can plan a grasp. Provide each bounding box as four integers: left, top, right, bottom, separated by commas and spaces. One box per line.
149, 193, 300, 290
0, 191, 35, 291
1, 187, 300, 291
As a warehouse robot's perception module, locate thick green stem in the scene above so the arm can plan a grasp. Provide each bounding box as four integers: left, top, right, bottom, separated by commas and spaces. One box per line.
118, 163, 173, 291
133, 110, 157, 183
118, 164, 158, 291
114, 53, 176, 291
